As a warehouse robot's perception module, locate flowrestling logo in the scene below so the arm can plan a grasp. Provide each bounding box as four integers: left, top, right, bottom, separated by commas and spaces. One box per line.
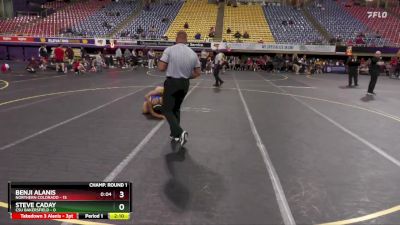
367, 11, 388, 18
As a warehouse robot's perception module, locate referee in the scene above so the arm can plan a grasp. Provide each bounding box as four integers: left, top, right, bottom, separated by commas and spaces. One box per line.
213, 50, 225, 87
158, 31, 201, 146
367, 51, 381, 95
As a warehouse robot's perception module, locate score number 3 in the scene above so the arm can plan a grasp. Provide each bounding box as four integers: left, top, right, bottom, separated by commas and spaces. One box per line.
119, 191, 125, 211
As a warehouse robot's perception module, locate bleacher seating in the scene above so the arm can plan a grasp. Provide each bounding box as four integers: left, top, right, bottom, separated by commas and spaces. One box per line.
223, 4, 275, 43
307, 0, 392, 46
340, 3, 400, 46
13, 0, 111, 36
0, 16, 37, 34
116, 1, 183, 39
263, 5, 322, 44
390, 7, 400, 16
73, 0, 139, 37
165, 0, 217, 41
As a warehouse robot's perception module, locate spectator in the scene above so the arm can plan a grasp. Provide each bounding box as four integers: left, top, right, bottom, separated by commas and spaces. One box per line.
390, 56, 398, 78
149, 25, 156, 39
243, 31, 250, 39
288, 19, 294, 25
258, 39, 264, 44
65, 46, 74, 65
282, 20, 288, 26
347, 39, 354, 46
184, 22, 189, 29
205, 57, 213, 74
226, 27, 231, 34
124, 48, 132, 61
234, 57, 241, 71
257, 56, 266, 71
234, 31, 242, 39
194, 32, 201, 40
245, 57, 253, 70
72, 59, 86, 75
39, 45, 48, 59
161, 35, 168, 41
208, 31, 215, 38
106, 55, 114, 68
161, 17, 169, 23
147, 49, 155, 69
133, 33, 139, 39
292, 54, 301, 74
115, 48, 123, 67
54, 45, 66, 73
26, 56, 38, 73
80, 47, 86, 59
283, 54, 291, 72
94, 52, 104, 72
200, 49, 209, 72
355, 35, 365, 45
137, 26, 144, 34
144, 1, 150, 10
315, 58, 323, 74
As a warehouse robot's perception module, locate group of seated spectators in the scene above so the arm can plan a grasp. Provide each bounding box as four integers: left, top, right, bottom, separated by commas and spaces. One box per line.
204, 54, 337, 75
27, 45, 152, 75
232, 30, 250, 39
193, 27, 216, 40
281, 19, 294, 26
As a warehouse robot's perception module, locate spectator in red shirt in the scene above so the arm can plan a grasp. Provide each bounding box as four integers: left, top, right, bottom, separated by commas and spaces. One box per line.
347, 39, 354, 46
355, 36, 365, 45
26, 56, 38, 73
54, 45, 66, 73
390, 56, 398, 78
72, 59, 85, 75
245, 57, 253, 70
65, 46, 74, 65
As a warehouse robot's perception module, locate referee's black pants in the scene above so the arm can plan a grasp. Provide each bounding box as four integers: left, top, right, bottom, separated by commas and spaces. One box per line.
368, 73, 378, 94
163, 77, 190, 138
348, 69, 358, 86
213, 64, 223, 86
200, 58, 207, 72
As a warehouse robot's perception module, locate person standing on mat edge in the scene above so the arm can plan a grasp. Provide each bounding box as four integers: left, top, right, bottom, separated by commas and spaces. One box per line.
367, 51, 381, 95
213, 50, 225, 87
158, 31, 201, 146
346, 55, 360, 87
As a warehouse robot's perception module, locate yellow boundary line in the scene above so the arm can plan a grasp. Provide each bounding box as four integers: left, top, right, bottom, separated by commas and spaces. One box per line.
0, 80, 9, 90
318, 205, 400, 225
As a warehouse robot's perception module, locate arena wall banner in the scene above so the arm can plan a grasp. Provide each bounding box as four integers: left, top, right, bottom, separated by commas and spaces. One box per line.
37, 37, 95, 45
114, 39, 138, 46
211, 42, 336, 53
0, 36, 35, 42
137, 40, 211, 48
94, 38, 107, 46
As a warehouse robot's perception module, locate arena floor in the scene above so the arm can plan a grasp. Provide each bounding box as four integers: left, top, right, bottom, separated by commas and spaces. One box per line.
0, 65, 400, 225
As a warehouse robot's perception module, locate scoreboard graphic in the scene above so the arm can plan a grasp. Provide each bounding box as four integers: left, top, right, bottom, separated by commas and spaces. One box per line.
8, 182, 132, 221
